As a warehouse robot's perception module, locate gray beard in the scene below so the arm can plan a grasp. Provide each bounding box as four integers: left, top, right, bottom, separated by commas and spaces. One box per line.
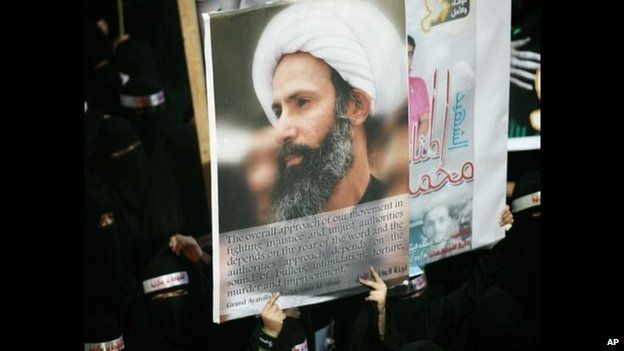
272, 116, 353, 222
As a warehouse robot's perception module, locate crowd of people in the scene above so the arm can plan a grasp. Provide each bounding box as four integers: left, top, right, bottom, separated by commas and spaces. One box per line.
84, 0, 540, 350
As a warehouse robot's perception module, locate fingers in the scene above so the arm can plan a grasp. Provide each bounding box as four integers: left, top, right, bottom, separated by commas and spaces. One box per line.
359, 267, 386, 291
365, 285, 387, 313
499, 206, 513, 226
260, 292, 286, 335
506, 212, 514, 223
264, 295, 285, 320
265, 292, 280, 308
510, 68, 536, 81
510, 37, 531, 48
267, 303, 282, 315
511, 56, 540, 70
500, 217, 510, 226
169, 234, 200, 257
514, 50, 541, 61
505, 207, 514, 222
359, 277, 379, 289
510, 76, 533, 90
370, 266, 383, 284
169, 235, 181, 255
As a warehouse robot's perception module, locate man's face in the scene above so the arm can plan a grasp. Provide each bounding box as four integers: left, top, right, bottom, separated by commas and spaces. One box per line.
423, 206, 452, 242
270, 52, 354, 221
408, 44, 414, 72
272, 52, 337, 165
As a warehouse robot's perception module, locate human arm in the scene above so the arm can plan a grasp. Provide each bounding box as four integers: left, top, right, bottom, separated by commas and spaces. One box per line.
261, 292, 286, 338
255, 292, 287, 351
169, 234, 210, 265
359, 266, 388, 340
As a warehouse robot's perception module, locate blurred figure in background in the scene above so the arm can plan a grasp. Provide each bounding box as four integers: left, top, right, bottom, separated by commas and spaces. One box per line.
244, 127, 280, 225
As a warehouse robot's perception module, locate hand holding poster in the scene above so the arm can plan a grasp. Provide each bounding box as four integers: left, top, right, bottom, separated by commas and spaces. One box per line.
202, 0, 410, 323
508, 0, 540, 150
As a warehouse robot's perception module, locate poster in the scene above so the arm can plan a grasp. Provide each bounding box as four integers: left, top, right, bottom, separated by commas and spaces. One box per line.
406, 0, 510, 272
202, 0, 410, 323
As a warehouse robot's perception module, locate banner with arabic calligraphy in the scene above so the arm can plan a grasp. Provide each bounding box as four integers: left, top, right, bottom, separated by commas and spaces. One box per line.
406, 0, 510, 271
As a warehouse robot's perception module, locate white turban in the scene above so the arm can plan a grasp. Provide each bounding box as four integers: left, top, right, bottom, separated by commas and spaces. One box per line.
252, 0, 406, 126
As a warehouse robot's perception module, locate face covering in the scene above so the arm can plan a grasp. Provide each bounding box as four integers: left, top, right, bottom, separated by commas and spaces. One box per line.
146, 292, 192, 347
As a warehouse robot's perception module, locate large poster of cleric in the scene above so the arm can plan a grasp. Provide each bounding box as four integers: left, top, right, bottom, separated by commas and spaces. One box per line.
202, 0, 410, 323
406, 0, 510, 272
